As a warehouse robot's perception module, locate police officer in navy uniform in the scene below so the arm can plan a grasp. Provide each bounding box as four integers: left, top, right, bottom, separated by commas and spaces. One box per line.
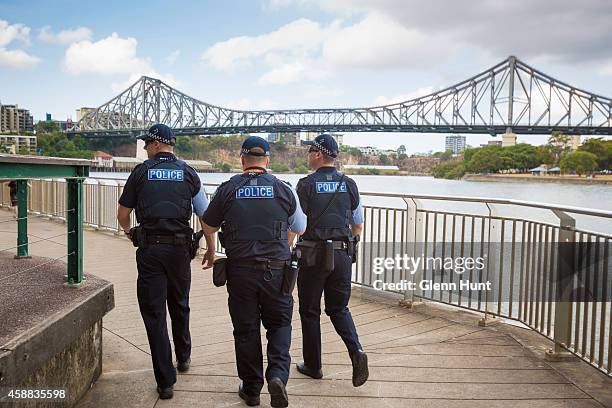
201, 136, 306, 407
117, 124, 215, 400
293, 134, 369, 387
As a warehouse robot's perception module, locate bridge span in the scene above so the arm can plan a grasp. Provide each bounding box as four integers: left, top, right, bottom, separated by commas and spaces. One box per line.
70, 56, 612, 138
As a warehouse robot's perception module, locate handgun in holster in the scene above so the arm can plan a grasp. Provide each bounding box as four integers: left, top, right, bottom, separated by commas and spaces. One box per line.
129, 226, 146, 247
348, 234, 360, 264
190, 230, 204, 260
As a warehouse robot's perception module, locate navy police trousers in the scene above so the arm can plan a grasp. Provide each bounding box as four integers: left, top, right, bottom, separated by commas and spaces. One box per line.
227, 265, 293, 396
298, 249, 362, 370
136, 244, 191, 388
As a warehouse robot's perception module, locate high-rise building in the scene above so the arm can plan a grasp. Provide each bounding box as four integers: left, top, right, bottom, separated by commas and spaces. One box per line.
445, 135, 466, 154
0, 104, 34, 133
76, 107, 95, 122
502, 133, 517, 147
0, 135, 37, 154
568, 135, 581, 151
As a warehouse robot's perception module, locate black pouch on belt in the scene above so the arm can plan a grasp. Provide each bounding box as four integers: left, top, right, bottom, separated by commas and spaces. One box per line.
321, 240, 335, 271
212, 257, 228, 287
295, 240, 318, 268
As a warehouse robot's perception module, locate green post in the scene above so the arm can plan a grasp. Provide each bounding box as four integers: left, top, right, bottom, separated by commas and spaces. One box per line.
16, 179, 29, 258
67, 178, 84, 284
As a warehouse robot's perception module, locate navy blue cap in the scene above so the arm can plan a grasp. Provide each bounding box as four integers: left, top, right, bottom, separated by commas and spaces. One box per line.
304, 134, 339, 158
241, 136, 270, 157
137, 124, 176, 146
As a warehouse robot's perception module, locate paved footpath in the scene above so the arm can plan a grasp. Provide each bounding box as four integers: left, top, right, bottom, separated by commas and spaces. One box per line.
1, 212, 612, 407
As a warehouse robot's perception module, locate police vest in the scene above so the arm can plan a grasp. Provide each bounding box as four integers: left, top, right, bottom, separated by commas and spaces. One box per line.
221, 173, 290, 256
303, 169, 353, 241
135, 157, 192, 233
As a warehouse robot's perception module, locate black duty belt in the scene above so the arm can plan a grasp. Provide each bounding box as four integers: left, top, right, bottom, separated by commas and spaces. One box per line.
230, 259, 288, 271
145, 234, 190, 245
301, 240, 349, 250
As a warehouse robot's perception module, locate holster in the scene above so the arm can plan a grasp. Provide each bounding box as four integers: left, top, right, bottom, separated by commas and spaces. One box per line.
129, 226, 146, 248
190, 230, 204, 260
348, 235, 360, 264
282, 250, 300, 296
212, 257, 228, 287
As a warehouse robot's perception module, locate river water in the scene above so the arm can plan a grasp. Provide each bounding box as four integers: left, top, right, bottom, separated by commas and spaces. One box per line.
92, 172, 612, 235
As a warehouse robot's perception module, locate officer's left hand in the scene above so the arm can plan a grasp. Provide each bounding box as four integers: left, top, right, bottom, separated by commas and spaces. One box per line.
202, 248, 215, 270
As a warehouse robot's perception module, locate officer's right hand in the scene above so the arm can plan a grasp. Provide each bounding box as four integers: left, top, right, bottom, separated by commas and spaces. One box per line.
202, 248, 215, 270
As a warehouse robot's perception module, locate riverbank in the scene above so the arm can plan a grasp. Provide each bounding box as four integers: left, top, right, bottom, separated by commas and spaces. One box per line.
463, 173, 612, 185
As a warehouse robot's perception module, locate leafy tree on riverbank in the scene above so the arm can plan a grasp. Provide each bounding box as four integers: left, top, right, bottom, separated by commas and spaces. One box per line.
432, 134, 609, 179
578, 138, 612, 170
560, 151, 598, 176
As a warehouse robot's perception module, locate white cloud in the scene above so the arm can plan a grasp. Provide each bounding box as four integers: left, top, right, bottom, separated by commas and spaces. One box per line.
0, 20, 30, 47
0, 48, 40, 68
64, 33, 151, 75
165, 49, 180, 65
323, 13, 453, 70
202, 18, 342, 85
39, 26, 92, 45
272, 0, 612, 64
64, 33, 179, 93
202, 14, 455, 86
0, 20, 39, 68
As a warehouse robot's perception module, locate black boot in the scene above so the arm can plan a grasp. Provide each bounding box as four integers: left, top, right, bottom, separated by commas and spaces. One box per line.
177, 358, 191, 373
238, 383, 260, 406
296, 361, 323, 379
156, 385, 174, 400
267, 377, 288, 408
350, 350, 369, 387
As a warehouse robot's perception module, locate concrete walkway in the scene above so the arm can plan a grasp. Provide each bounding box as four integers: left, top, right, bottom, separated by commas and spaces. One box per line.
1, 212, 612, 408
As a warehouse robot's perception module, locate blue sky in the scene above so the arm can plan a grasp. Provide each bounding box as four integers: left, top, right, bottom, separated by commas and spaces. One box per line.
1, 0, 611, 153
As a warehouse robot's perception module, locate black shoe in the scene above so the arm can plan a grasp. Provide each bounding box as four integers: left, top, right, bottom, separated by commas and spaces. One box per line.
156, 385, 174, 400
177, 358, 191, 373
296, 361, 323, 379
238, 383, 260, 406
350, 350, 369, 387
267, 377, 288, 408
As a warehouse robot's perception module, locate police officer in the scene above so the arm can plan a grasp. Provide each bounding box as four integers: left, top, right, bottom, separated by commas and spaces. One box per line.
293, 134, 369, 387
201, 136, 306, 407
117, 124, 215, 400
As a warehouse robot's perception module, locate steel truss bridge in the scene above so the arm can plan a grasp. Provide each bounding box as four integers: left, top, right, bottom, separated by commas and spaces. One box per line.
71, 56, 612, 138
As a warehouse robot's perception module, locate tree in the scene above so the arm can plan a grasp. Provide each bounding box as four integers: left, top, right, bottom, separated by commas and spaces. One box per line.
221, 163, 231, 173
270, 163, 289, 172
432, 161, 465, 179
465, 146, 503, 173
546, 131, 570, 164
397, 145, 406, 155
294, 164, 309, 173
560, 151, 598, 176
379, 154, 391, 165
579, 138, 612, 170
34, 120, 60, 134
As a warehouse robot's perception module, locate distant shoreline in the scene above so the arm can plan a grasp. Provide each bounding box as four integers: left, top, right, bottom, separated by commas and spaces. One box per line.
463, 173, 612, 185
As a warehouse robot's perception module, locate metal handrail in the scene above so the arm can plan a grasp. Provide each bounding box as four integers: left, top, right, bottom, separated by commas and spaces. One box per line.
4, 178, 610, 378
